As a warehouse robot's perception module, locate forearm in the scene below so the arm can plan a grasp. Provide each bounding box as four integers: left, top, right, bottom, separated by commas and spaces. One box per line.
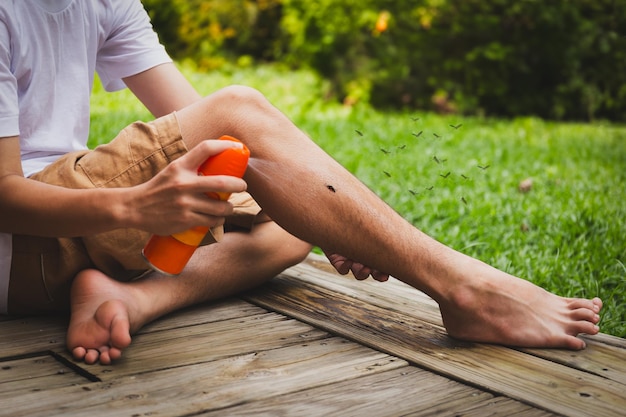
1, 140, 249, 239
0, 173, 134, 237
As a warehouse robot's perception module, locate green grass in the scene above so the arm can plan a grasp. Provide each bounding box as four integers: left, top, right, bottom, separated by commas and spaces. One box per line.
90, 64, 626, 338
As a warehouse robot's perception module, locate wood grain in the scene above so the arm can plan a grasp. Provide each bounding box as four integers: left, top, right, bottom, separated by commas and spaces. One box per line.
244, 263, 626, 417
0, 354, 88, 397
1, 254, 623, 417
3, 337, 406, 417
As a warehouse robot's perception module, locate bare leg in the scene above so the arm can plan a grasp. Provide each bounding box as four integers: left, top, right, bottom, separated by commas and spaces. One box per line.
67, 221, 311, 364
175, 86, 602, 350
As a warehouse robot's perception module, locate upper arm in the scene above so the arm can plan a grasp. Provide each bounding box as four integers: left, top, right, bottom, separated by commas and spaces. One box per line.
123, 63, 202, 118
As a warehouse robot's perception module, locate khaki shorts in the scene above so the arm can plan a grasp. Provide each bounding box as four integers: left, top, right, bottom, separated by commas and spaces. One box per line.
8, 113, 262, 314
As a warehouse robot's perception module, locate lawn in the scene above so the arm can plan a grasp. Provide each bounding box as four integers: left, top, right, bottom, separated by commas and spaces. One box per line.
90, 64, 626, 338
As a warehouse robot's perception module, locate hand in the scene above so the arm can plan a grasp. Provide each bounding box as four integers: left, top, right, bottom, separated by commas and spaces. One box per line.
323, 251, 389, 282
128, 140, 248, 235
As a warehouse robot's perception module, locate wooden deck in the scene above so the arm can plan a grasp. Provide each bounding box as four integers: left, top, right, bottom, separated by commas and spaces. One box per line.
1, 253, 624, 416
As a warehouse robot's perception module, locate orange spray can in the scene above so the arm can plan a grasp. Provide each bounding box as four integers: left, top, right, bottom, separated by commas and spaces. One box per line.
142, 135, 250, 275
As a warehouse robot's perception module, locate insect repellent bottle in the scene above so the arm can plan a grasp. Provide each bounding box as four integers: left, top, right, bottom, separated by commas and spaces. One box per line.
142, 135, 250, 275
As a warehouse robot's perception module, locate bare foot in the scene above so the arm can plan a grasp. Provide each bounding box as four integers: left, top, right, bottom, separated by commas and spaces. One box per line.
66, 269, 143, 365
438, 265, 602, 350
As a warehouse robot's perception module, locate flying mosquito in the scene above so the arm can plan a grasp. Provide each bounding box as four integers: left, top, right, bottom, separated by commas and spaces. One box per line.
477, 164, 490, 170
461, 196, 468, 205
433, 133, 441, 138
461, 174, 470, 180
425, 186, 434, 191
408, 189, 419, 196
449, 124, 463, 129
440, 172, 451, 179
355, 130, 363, 136
380, 148, 391, 155
412, 131, 423, 138
382, 171, 391, 177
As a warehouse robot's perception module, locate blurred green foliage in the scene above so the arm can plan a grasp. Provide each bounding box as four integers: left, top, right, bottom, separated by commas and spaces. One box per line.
142, 0, 626, 121
142, 0, 284, 69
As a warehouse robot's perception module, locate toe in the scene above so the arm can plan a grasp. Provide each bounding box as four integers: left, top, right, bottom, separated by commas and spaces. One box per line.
570, 308, 600, 323
98, 346, 112, 365
108, 347, 123, 362
563, 336, 586, 350
580, 322, 601, 336
592, 297, 603, 311
84, 349, 100, 365
567, 298, 597, 311
110, 313, 132, 350
72, 346, 87, 361
567, 318, 600, 338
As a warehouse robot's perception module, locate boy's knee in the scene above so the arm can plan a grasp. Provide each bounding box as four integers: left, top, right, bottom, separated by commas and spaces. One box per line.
214, 85, 270, 113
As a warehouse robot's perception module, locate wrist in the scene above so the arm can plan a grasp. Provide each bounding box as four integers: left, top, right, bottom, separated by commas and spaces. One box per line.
107, 187, 139, 230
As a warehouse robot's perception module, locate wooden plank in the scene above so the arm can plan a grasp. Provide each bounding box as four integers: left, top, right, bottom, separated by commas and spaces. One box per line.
300, 256, 443, 324
57, 311, 330, 380
294, 255, 626, 384
0, 354, 89, 397
0, 299, 268, 360
243, 274, 626, 417
0, 316, 68, 357
136, 298, 269, 334
451, 396, 556, 417
4, 337, 407, 417
200, 366, 556, 417
583, 332, 626, 349
521, 339, 626, 386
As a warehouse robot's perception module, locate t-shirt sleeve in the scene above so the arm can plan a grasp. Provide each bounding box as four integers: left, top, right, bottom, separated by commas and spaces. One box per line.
0, 14, 19, 138
96, 0, 172, 92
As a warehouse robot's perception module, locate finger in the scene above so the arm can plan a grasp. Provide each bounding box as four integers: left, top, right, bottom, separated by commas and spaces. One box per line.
180, 139, 244, 171
195, 174, 248, 195
187, 198, 235, 223
333, 259, 351, 275
371, 270, 390, 282
350, 263, 371, 280
323, 252, 351, 275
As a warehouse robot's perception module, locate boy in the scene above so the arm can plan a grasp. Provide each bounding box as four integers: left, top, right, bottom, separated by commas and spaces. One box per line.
0, 0, 601, 365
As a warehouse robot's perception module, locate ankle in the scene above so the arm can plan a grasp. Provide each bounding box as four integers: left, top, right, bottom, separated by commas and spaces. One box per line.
427, 253, 492, 308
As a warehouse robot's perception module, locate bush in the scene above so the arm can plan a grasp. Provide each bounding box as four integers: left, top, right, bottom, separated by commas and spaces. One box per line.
142, 0, 626, 121
394, 0, 626, 121
142, 0, 283, 69
279, 0, 626, 121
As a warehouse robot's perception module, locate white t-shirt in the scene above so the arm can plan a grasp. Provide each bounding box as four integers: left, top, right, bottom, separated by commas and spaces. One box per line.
0, 0, 172, 313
